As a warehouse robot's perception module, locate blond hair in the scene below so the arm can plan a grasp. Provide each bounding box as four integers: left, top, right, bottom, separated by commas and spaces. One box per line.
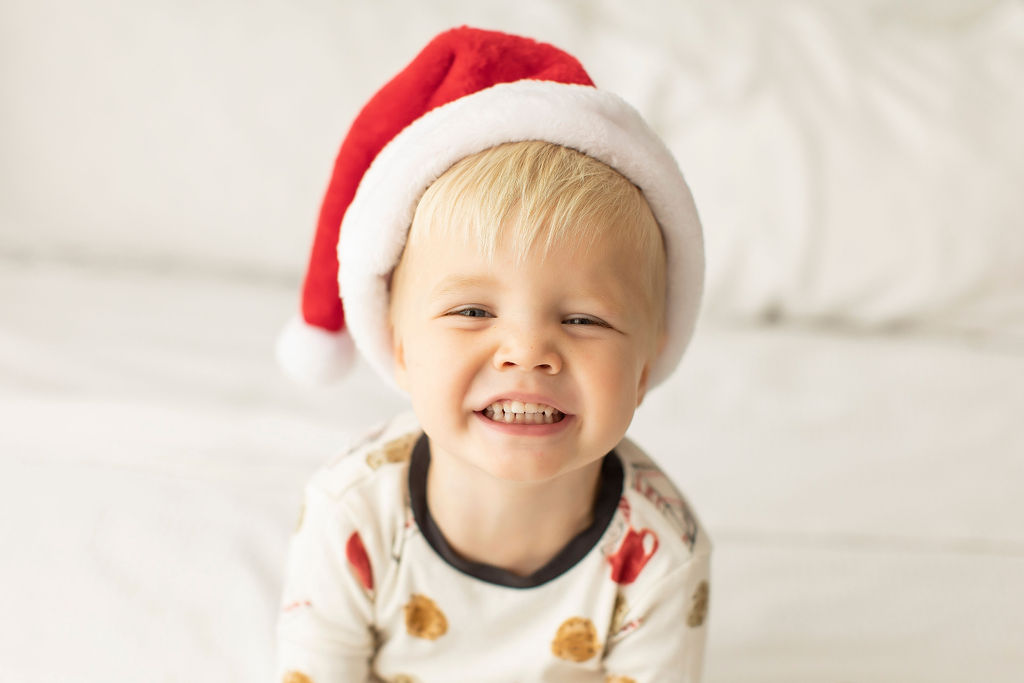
400, 140, 667, 335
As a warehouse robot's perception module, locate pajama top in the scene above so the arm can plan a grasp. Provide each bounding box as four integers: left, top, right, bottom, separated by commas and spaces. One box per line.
276, 411, 711, 683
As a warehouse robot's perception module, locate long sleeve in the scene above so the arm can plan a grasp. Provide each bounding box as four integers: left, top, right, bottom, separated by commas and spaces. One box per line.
601, 551, 712, 682
275, 483, 378, 683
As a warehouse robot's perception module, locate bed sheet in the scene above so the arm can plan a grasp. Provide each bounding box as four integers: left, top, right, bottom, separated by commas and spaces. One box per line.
1, 261, 1021, 682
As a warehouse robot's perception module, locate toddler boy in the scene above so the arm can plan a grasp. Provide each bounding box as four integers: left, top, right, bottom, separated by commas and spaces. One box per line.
275, 27, 710, 683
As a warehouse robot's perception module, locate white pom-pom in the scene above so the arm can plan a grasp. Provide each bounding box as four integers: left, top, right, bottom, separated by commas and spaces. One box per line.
275, 315, 357, 385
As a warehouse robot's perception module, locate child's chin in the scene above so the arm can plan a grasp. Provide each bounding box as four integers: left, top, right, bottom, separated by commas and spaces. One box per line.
471, 449, 572, 484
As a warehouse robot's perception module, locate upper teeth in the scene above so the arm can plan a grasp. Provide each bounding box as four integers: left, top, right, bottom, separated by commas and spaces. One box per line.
485, 400, 560, 416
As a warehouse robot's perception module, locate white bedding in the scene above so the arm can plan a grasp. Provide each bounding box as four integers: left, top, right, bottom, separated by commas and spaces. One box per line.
2, 261, 1020, 682
3, 0, 1023, 680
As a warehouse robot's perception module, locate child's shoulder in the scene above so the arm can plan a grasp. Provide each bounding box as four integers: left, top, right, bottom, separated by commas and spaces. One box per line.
614, 436, 712, 559
304, 411, 422, 517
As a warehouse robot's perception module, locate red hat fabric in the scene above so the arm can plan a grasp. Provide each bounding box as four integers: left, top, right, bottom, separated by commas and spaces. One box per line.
277, 26, 704, 389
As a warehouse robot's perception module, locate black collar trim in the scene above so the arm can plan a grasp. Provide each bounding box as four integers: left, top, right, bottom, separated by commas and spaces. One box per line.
408, 433, 624, 589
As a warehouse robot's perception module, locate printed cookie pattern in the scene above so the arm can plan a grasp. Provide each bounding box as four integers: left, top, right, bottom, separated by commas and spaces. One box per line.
366, 433, 418, 470
404, 594, 448, 640
551, 617, 601, 662
282, 671, 312, 683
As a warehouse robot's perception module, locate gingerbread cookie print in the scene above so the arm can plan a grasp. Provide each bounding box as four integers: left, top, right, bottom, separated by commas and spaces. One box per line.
403, 594, 448, 640
551, 617, 601, 662
366, 433, 418, 470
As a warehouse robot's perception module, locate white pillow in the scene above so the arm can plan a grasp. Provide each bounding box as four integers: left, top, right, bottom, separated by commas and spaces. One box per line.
583, 0, 1024, 344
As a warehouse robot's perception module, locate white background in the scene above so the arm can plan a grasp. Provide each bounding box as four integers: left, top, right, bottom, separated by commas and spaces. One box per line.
2, 1, 1022, 681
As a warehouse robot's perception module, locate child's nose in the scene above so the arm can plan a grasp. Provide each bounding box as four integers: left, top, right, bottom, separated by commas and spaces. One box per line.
493, 328, 562, 374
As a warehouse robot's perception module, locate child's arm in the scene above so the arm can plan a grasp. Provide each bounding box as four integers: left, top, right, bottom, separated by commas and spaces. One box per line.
276, 484, 377, 682
602, 551, 712, 682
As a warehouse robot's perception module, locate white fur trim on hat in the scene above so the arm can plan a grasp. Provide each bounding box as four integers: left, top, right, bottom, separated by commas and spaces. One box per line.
275, 314, 357, 386
339, 79, 704, 391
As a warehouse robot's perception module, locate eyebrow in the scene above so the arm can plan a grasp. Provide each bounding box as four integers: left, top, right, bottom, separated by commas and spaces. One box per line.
430, 274, 498, 298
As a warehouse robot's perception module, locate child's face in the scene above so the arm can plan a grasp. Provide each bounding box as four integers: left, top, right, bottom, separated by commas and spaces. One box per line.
389, 224, 662, 484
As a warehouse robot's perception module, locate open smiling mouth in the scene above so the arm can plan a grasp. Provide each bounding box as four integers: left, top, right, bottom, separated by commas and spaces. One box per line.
480, 400, 566, 425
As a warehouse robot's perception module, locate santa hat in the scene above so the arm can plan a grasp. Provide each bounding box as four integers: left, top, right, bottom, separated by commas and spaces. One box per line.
277, 26, 704, 390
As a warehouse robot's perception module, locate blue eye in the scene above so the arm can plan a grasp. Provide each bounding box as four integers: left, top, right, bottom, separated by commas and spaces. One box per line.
564, 316, 606, 326
453, 307, 492, 318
